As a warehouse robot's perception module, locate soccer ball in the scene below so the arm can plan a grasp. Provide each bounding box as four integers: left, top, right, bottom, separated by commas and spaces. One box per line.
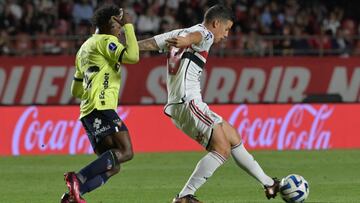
279, 174, 309, 203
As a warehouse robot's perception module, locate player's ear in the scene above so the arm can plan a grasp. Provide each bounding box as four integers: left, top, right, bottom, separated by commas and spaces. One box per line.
110, 16, 121, 27
212, 19, 220, 29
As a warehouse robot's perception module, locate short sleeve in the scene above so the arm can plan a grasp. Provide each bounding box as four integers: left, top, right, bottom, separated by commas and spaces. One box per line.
191, 28, 214, 52
99, 36, 126, 63
154, 29, 183, 52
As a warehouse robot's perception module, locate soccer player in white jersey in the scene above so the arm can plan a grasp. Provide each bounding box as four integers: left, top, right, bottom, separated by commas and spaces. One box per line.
138, 4, 280, 203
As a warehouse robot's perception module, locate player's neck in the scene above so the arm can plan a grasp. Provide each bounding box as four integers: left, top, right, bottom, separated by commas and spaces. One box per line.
94, 27, 111, 35
203, 22, 214, 34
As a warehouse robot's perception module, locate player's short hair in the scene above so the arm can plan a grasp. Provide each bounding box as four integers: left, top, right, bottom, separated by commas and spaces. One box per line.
204, 4, 234, 23
92, 4, 121, 28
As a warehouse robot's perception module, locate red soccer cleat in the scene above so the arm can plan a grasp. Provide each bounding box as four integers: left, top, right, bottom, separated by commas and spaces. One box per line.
64, 172, 86, 203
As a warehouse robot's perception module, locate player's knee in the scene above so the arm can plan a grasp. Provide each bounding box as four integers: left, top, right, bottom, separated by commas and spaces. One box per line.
111, 148, 133, 163
122, 149, 134, 162
221, 146, 231, 159
107, 164, 121, 176
213, 144, 231, 159
223, 121, 242, 145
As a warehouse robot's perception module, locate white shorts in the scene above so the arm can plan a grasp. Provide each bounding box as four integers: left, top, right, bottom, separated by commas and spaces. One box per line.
164, 99, 223, 148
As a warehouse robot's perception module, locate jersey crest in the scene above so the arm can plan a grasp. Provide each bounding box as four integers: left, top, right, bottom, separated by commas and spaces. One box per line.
108, 42, 117, 51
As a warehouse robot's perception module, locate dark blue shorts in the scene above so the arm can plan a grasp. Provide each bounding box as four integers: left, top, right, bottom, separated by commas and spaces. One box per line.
80, 109, 128, 149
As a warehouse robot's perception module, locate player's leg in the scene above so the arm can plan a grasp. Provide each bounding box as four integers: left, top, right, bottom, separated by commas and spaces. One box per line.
76, 121, 133, 196
174, 100, 230, 202
74, 136, 120, 196
221, 120, 280, 199
177, 124, 230, 200
110, 128, 134, 163
64, 110, 131, 201
64, 135, 120, 202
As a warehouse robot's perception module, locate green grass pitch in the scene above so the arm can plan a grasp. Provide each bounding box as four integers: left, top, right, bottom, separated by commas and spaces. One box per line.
1, 150, 359, 203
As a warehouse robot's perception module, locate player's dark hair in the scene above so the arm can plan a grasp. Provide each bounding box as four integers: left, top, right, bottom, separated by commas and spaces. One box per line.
92, 4, 121, 28
204, 4, 234, 23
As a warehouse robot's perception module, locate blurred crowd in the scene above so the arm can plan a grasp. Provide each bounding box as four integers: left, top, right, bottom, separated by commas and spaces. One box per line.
1, 0, 360, 57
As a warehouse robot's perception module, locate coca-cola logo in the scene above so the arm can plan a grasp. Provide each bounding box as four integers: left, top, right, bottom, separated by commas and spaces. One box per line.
12, 106, 130, 155
228, 104, 334, 150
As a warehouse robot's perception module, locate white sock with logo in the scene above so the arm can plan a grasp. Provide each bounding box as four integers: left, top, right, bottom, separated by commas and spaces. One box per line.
178, 151, 226, 197
231, 143, 274, 186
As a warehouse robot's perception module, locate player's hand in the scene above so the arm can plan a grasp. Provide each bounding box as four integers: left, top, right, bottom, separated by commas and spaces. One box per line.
119, 9, 133, 26
165, 36, 189, 48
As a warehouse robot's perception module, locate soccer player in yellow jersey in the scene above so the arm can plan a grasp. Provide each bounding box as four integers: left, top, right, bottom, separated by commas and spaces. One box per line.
61, 4, 139, 203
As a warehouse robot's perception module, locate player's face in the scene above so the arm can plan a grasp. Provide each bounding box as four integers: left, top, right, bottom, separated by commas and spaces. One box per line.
213, 20, 233, 43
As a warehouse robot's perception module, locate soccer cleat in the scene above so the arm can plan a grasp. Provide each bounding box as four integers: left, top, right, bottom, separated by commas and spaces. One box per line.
172, 194, 203, 203
60, 192, 86, 203
64, 172, 87, 203
60, 192, 71, 203
264, 178, 280, 199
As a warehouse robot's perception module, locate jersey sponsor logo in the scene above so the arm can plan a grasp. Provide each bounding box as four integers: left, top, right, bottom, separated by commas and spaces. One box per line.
92, 117, 111, 136
108, 42, 117, 51
99, 73, 110, 100
93, 118, 102, 130
205, 32, 212, 40
93, 125, 111, 136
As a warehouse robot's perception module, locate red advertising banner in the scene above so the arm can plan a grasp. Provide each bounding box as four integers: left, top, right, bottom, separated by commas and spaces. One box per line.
0, 56, 359, 105
1, 104, 360, 156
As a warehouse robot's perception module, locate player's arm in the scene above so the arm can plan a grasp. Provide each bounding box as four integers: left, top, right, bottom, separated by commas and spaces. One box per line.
114, 10, 139, 64
165, 31, 203, 48
120, 23, 139, 64
101, 11, 139, 64
138, 38, 160, 51
138, 29, 183, 52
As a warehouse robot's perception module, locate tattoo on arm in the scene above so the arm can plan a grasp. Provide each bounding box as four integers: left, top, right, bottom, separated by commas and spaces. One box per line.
138, 38, 159, 51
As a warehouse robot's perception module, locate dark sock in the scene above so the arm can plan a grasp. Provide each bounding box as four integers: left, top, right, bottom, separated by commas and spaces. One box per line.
78, 150, 117, 182
80, 173, 110, 195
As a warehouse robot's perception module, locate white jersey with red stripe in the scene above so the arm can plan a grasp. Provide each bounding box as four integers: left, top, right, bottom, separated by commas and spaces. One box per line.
154, 24, 214, 106
154, 24, 222, 148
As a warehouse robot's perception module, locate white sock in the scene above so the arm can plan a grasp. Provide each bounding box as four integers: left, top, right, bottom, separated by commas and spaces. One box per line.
178, 151, 226, 197
231, 143, 274, 186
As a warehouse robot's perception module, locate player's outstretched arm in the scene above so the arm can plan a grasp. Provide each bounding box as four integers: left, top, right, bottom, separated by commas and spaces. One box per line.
138, 38, 160, 51
165, 31, 202, 48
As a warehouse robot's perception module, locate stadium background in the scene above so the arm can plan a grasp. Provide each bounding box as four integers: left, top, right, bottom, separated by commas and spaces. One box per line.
0, 0, 360, 202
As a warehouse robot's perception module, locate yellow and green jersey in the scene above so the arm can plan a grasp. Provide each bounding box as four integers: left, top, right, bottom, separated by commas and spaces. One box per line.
73, 24, 139, 118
